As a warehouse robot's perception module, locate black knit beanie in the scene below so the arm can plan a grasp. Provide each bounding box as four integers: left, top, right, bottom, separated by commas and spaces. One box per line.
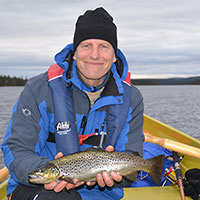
73, 7, 117, 53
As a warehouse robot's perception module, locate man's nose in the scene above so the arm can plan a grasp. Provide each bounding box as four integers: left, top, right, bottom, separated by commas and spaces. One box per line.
90, 46, 100, 59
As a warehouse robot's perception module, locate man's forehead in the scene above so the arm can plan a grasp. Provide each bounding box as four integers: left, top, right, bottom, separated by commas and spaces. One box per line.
80, 39, 112, 46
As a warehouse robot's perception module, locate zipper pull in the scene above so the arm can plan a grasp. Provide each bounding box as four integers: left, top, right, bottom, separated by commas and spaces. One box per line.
99, 123, 107, 149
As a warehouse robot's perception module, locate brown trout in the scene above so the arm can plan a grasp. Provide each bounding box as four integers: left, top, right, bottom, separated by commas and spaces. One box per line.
28, 148, 165, 185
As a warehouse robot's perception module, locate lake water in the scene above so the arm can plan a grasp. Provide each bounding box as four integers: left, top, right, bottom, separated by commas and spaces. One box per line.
0, 85, 200, 169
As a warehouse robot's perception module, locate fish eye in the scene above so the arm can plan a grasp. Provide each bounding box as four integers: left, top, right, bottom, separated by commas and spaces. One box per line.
38, 169, 44, 173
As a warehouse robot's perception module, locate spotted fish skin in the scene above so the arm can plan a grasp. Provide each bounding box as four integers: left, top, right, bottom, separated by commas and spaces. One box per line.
28, 148, 165, 185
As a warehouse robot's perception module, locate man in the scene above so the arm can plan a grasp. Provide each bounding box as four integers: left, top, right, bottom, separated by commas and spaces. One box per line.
1, 7, 144, 200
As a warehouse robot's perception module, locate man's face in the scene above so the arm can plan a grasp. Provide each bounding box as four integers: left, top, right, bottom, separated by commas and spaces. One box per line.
73, 39, 116, 87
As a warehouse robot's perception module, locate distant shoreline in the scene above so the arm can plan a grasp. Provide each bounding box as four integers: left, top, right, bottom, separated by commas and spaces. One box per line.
0, 75, 27, 86
132, 76, 200, 85
1, 75, 200, 86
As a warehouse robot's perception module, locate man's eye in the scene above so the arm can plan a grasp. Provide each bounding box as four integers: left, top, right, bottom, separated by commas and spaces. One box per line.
81, 44, 89, 48
101, 45, 108, 49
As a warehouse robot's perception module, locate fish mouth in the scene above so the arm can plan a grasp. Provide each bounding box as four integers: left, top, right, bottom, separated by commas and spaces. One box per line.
28, 174, 45, 183
28, 174, 40, 179
28, 173, 56, 184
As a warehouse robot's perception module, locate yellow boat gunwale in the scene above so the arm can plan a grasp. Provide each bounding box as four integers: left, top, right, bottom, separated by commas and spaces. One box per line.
121, 114, 199, 199
0, 179, 8, 200
143, 114, 200, 176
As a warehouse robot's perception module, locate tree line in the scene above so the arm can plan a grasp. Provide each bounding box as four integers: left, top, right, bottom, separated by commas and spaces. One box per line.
132, 76, 200, 85
0, 75, 27, 86
1, 74, 200, 86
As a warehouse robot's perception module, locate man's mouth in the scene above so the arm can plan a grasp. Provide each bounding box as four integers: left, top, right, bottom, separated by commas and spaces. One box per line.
85, 61, 103, 66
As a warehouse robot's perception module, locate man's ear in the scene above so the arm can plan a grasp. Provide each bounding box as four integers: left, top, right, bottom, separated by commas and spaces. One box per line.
73, 53, 76, 60
113, 56, 117, 63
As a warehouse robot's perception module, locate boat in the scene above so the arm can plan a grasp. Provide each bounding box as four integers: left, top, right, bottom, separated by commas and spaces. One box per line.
122, 114, 200, 200
0, 114, 200, 200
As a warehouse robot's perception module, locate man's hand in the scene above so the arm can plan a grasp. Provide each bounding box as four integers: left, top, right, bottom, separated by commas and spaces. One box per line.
44, 152, 84, 192
86, 145, 123, 188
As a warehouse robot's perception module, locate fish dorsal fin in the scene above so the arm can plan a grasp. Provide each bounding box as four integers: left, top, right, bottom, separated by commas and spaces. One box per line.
83, 147, 105, 152
125, 172, 138, 182
131, 152, 140, 156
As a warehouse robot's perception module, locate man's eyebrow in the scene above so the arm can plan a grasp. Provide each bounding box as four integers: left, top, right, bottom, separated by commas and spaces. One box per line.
101, 42, 111, 46
80, 42, 90, 45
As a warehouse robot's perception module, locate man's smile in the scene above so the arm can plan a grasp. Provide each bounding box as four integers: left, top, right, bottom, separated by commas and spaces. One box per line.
85, 61, 104, 66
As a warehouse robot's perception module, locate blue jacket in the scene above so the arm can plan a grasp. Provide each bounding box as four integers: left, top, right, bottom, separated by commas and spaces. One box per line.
1, 44, 144, 199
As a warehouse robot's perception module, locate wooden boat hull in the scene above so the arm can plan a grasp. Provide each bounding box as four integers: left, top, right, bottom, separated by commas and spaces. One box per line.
1, 114, 200, 200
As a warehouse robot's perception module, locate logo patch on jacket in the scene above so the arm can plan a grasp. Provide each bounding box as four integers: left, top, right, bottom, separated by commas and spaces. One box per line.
22, 108, 31, 117
56, 121, 71, 135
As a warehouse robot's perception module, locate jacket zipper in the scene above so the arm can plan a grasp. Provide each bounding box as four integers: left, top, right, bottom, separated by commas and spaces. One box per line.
80, 116, 87, 135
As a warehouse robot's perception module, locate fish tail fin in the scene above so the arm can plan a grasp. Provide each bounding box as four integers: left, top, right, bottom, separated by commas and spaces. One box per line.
147, 155, 165, 185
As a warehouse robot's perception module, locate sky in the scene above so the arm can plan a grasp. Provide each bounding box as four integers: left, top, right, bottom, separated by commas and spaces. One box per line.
0, 0, 200, 79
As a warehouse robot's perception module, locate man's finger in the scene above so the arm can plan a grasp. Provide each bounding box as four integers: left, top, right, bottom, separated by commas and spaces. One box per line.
72, 178, 84, 187
44, 182, 58, 190
65, 182, 75, 190
86, 181, 96, 186
96, 173, 105, 187
102, 171, 114, 187
55, 152, 63, 159
74, 181, 85, 187
105, 145, 114, 152
110, 171, 122, 182
53, 181, 67, 193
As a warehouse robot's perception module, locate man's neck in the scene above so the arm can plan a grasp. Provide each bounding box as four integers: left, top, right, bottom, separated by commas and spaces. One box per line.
85, 87, 104, 108
77, 70, 110, 92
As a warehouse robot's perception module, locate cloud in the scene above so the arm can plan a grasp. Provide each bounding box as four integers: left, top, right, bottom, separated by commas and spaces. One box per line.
0, 0, 200, 78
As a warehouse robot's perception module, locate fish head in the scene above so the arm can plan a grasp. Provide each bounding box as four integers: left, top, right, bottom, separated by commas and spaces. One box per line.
28, 163, 60, 184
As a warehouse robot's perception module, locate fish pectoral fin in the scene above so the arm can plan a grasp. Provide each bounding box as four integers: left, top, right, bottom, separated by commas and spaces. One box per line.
125, 172, 138, 182
88, 178, 96, 182
58, 176, 74, 184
